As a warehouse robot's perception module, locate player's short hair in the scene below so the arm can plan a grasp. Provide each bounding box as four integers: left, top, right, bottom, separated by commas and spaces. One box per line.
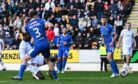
101, 16, 107, 19
63, 27, 67, 29
126, 22, 131, 25
29, 11, 38, 18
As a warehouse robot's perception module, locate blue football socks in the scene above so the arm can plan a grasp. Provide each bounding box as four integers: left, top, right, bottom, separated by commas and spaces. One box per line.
18, 64, 27, 78
57, 60, 62, 71
109, 60, 119, 74
50, 70, 58, 80
62, 60, 67, 70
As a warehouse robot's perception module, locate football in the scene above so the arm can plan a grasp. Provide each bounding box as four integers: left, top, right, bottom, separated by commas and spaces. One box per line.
120, 68, 128, 77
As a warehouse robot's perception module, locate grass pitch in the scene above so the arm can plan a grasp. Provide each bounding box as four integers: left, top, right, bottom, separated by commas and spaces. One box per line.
0, 71, 138, 84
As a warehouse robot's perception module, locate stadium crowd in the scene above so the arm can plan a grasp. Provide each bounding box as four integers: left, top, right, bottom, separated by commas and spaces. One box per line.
0, 0, 135, 49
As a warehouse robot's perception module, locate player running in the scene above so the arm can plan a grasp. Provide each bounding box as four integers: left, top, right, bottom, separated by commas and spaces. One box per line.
117, 23, 135, 73
57, 27, 73, 73
0, 37, 6, 71
11, 11, 58, 80
100, 16, 119, 77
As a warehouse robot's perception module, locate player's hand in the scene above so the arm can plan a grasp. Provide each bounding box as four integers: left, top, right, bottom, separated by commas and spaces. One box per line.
24, 17, 29, 24
109, 42, 114, 47
79, 45, 82, 47
63, 42, 67, 45
57, 44, 59, 47
133, 43, 136, 48
116, 44, 120, 49
46, 22, 53, 28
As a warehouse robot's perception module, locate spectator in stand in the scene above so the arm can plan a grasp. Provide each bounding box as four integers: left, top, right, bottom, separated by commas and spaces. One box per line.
79, 0, 85, 10
104, 1, 109, 10
60, 15, 67, 26
74, 0, 81, 9
0, 25, 4, 39
74, 27, 80, 37
59, 0, 65, 8
53, 23, 60, 49
73, 32, 83, 49
117, 0, 123, 10
88, 7, 97, 18
46, 27, 55, 48
114, 15, 123, 37
109, 0, 118, 19
45, 0, 55, 13
47, 14, 57, 24
36, 7, 42, 18
68, 26, 75, 39
91, 16, 99, 29
66, 0, 74, 9
54, 23, 60, 37
69, 15, 78, 28
83, 32, 92, 49
13, 16, 22, 29
108, 16, 115, 26
86, 0, 95, 10
11, 33, 21, 49
3, 26, 13, 49
103, 6, 111, 19
118, 6, 126, 20
0, 0, 134, 50
68, 5, 78, 17
94, 0, 104, 20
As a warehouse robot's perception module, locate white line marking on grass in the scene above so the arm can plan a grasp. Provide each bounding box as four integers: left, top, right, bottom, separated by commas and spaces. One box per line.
0, 81, 8, 82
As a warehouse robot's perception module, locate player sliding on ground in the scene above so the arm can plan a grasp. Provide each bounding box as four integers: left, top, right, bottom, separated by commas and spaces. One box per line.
100, 16, 119, 77
117, 23, 136, 73
57, 27, 73, 73
11, 11, 59, 80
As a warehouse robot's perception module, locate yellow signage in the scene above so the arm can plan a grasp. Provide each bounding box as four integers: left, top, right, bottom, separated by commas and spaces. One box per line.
2, 50, 79, 63
2, 50, 20, 63
50, 50, 79, 62
113, 48, 122, 60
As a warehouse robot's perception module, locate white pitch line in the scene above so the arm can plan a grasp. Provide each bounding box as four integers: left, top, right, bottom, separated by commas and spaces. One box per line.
0, 81, 8, 82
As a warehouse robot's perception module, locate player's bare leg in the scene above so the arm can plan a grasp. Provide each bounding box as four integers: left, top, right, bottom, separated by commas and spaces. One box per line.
45, 58, 59, 80
123, 55, 132, 73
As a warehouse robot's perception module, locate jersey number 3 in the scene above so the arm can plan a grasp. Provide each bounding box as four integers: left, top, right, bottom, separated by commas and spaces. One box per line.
33, 28, 41, 38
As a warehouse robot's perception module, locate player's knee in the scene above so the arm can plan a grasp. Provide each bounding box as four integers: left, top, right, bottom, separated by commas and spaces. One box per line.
107, 56, 112, 61
35, 71, 45, 80
58, 57, 61, 61
62, 56, 67, 60
22, 55, 32, 64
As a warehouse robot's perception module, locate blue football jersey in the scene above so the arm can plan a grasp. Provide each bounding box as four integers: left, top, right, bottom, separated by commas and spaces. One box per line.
25, 18, 49, 48
100, 23, 116, 46
57, 34, 73, 50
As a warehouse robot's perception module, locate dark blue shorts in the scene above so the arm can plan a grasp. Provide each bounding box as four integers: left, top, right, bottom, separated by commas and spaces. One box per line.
57, 49, 69, 58
27, 46, 50, 58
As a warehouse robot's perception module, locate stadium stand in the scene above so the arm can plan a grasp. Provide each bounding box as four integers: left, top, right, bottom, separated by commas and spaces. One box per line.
0, 0, 135, 49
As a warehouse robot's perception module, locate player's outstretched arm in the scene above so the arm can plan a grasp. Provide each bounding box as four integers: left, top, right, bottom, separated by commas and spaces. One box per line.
110, 31, 118, 47
133, 38, 136, 48
22, 17, 30, 33
117, 36, 123, 48
45, 22, 54, 29
101, 35, 106, 47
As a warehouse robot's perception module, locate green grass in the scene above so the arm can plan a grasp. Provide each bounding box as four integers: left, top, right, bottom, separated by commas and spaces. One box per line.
0, 71, 138, 84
